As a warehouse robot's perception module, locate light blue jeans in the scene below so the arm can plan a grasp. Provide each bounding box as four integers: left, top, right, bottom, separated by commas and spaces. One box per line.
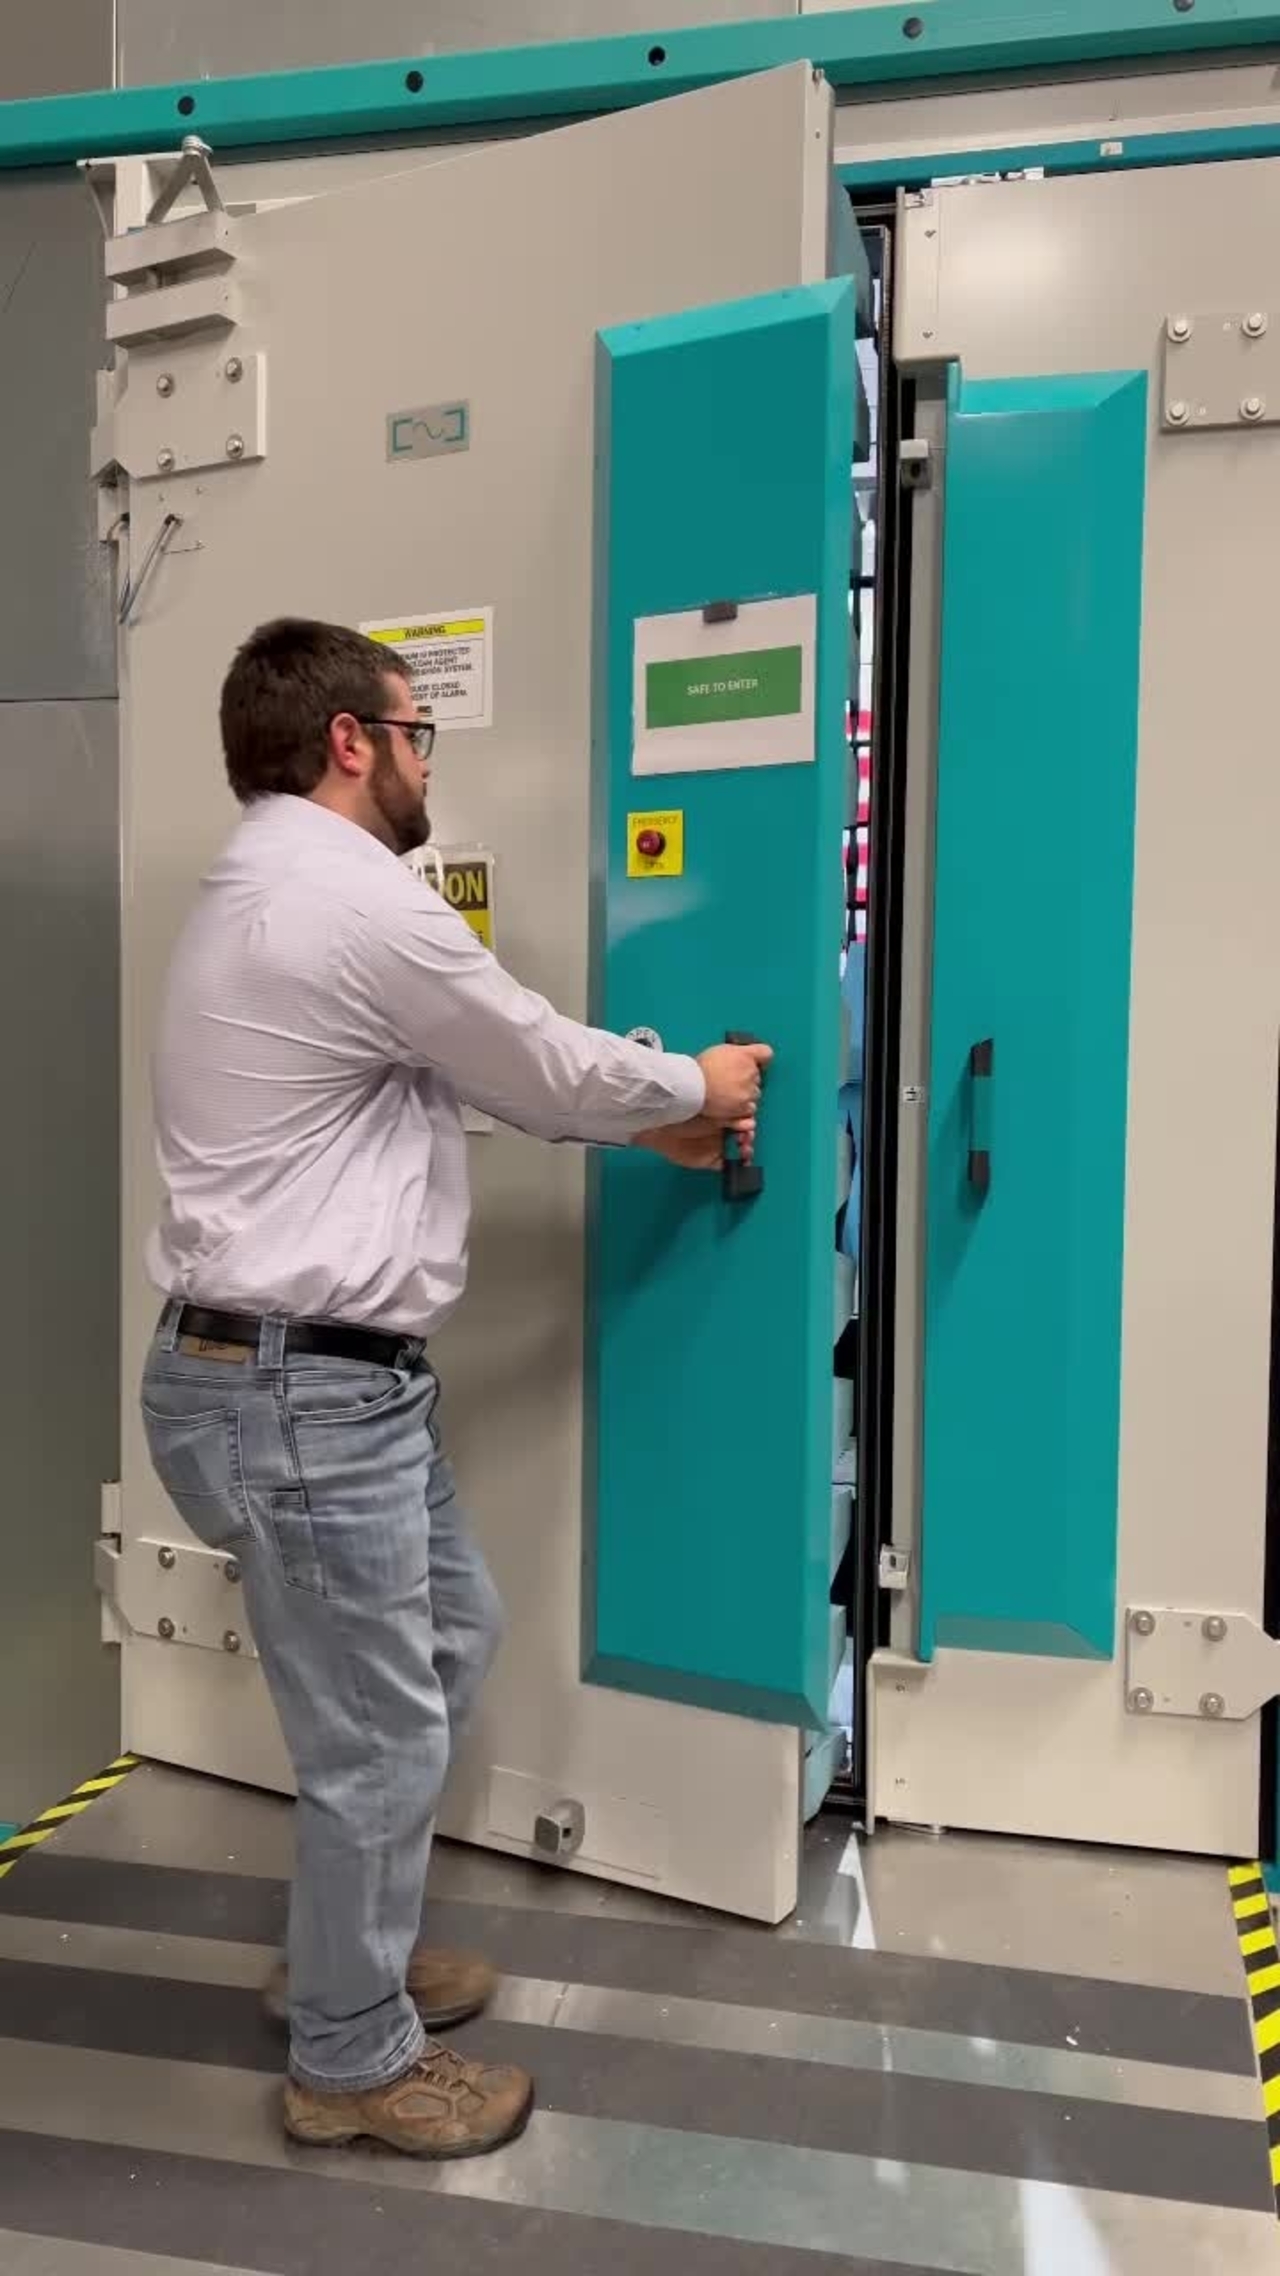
141, 1308, 503, 2093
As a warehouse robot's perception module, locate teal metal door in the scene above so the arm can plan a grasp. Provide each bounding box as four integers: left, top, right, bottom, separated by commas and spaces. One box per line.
585, 276, 861, 1730
920, 367, 1147, 1662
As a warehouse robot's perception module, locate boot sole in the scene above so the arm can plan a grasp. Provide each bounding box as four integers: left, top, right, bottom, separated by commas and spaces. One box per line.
284, 2079, 535, 2161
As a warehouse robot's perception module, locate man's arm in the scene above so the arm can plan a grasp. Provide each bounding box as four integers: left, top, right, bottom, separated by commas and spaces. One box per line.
363, 890, 761, 1145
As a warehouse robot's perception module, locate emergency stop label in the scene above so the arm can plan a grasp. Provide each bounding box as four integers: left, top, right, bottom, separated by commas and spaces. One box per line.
361, 607, 493, 732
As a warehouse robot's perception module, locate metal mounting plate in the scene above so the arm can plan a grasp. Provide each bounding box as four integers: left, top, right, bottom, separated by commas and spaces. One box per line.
1161, 310, 1279, 432
1125, 1605, 1280, 1721
115, 346, 266, 480
117, 1536, 258, 1659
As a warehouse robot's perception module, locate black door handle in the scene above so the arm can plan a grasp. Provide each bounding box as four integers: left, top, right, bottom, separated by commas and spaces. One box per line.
968, 1038, 993, 1198
722, 1030, 765, 1202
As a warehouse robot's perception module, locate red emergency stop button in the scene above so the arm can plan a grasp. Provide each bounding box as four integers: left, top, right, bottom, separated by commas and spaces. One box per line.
636, 828, 667, 859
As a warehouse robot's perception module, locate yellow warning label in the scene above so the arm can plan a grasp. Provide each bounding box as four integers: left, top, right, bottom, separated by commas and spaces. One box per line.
439, 858, 493, 950
368, 620, 486, 644
627, 810, 685, 880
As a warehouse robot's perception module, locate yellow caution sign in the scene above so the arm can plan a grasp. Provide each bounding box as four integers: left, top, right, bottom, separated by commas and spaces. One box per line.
627, 810, 685, 879
438, 856, 494, 950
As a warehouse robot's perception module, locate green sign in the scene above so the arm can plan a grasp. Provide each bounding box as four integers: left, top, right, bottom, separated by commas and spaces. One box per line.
645, 644, 803, 732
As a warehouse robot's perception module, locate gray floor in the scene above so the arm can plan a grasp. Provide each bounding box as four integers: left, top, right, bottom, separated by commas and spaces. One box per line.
0, 1764, 1275, 2274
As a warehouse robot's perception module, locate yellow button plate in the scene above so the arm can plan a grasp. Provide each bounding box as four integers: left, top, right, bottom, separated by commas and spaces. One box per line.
627, 810, 685, 878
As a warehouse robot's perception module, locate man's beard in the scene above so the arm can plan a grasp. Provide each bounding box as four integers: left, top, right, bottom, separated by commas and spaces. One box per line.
371, 741, 429, 855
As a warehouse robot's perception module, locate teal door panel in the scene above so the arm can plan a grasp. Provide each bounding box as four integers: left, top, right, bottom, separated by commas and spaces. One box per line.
921, 368, 1147, 1663
586, 278, 860, 1729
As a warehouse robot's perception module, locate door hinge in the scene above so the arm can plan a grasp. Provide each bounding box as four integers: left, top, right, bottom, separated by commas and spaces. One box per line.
1161, 309, 1278, 433
1125, 1606, 1280, 1722
879, 1546, 912, 1593
97, 1482, 123, 1645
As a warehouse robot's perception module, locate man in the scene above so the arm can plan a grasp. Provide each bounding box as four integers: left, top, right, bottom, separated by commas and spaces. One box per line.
141, 618, 770, 2161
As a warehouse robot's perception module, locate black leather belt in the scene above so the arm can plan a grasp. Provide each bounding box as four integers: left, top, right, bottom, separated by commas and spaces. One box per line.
164, 1303, 423, 1373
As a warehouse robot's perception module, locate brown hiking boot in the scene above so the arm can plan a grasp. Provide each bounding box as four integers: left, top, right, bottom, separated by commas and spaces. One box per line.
263, 1946, 497, 2032
283, 2043, 534, 2159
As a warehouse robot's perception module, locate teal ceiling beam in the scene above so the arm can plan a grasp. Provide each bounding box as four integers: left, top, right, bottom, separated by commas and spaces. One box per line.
2, 2, 1280, 169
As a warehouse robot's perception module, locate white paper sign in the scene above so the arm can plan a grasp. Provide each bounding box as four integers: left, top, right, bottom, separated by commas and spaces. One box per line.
362, 608, 493, 732
631, 593, 817, 777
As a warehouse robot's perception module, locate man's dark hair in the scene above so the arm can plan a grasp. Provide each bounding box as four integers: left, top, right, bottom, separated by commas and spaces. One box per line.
220, 617, 411, 803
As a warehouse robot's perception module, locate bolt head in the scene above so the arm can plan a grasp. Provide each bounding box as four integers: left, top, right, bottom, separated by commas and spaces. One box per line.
1200, 1691, 1226, 1719
156, 448, 176, 473
156, 372, 175, 397
224, 1558, 241, 1584
225, 433, 245, 460
157, 1545, 176, 1570
1168, 316, 1192, 343
1166, 401, 1190, 426
1130, 1608, 1156, 1637
223, 1629, 242, 1655
157, 1616, 176, 1642
1244, 312, 1268, 339
1128, 1687, 1155, 1715
1201, 1614, 1227, 1643
224, 355, 244, 382
1242, 395, 1266, 421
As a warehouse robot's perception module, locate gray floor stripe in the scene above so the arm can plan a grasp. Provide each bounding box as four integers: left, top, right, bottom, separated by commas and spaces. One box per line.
0, 1911, 1257, 2124
0, 1955, 1268, 2209
1, 1851, 1254, 2074
0, 2233, 261, 2276
0, 2136, 945, 2276
2, 2041, 1278, 2276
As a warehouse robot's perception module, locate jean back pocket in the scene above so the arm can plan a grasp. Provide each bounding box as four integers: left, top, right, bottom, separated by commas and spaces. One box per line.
141, 1386, 253, 1552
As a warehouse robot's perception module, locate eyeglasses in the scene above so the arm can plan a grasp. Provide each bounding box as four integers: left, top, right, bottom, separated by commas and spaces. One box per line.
358, 716, 436, 761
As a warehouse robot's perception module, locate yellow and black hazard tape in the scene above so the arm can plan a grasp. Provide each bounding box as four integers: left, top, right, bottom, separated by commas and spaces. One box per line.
1231, 1862, 1280, 2209
0, 1754, 139, 1885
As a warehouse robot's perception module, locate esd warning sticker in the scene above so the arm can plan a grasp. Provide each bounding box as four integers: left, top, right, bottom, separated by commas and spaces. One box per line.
361, 607, 493, 732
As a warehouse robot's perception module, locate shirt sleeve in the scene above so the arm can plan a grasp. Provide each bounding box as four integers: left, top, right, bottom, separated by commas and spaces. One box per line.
358, 887, 705, 1143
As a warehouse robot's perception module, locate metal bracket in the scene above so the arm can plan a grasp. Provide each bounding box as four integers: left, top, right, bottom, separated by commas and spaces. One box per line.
879, 1546, 912, 1593
899, 438, 934, 492
1125, 1606, 1280, 1722
112, 1536, 259, 1660
1161, 311, 1280, 433
113, 346, 267, 481
146, 135, 225, 226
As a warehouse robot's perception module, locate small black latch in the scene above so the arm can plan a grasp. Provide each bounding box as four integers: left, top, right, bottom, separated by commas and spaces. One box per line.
702, 600, 739, 625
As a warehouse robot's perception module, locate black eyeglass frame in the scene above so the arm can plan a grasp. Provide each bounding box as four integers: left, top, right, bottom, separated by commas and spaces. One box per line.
357, 716, 436, 760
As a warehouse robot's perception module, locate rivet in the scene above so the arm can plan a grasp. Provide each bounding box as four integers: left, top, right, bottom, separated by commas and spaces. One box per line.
1243, 312, 1268, 339
224, 1558, 241, 1584
1201, 1614, 1227, 1643
1200, 1691, 1225, 1719
1168, 315, 1192, 343
1241, 395, 1266, 421
1166, 401, 1189, 426
157, 1545, 177, 1571
157, 1616, 176, 1642
1173, 0, 1195, 14
223, 1629, 242, 1654
156, 447, 176, 472
1128, 1687, 1154, 1714
903, 13, 926, 36
1129, 1608, 1156, 1637
224, 355, 244, 382
156, 372, 175, 397
226, 434, 245, 460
